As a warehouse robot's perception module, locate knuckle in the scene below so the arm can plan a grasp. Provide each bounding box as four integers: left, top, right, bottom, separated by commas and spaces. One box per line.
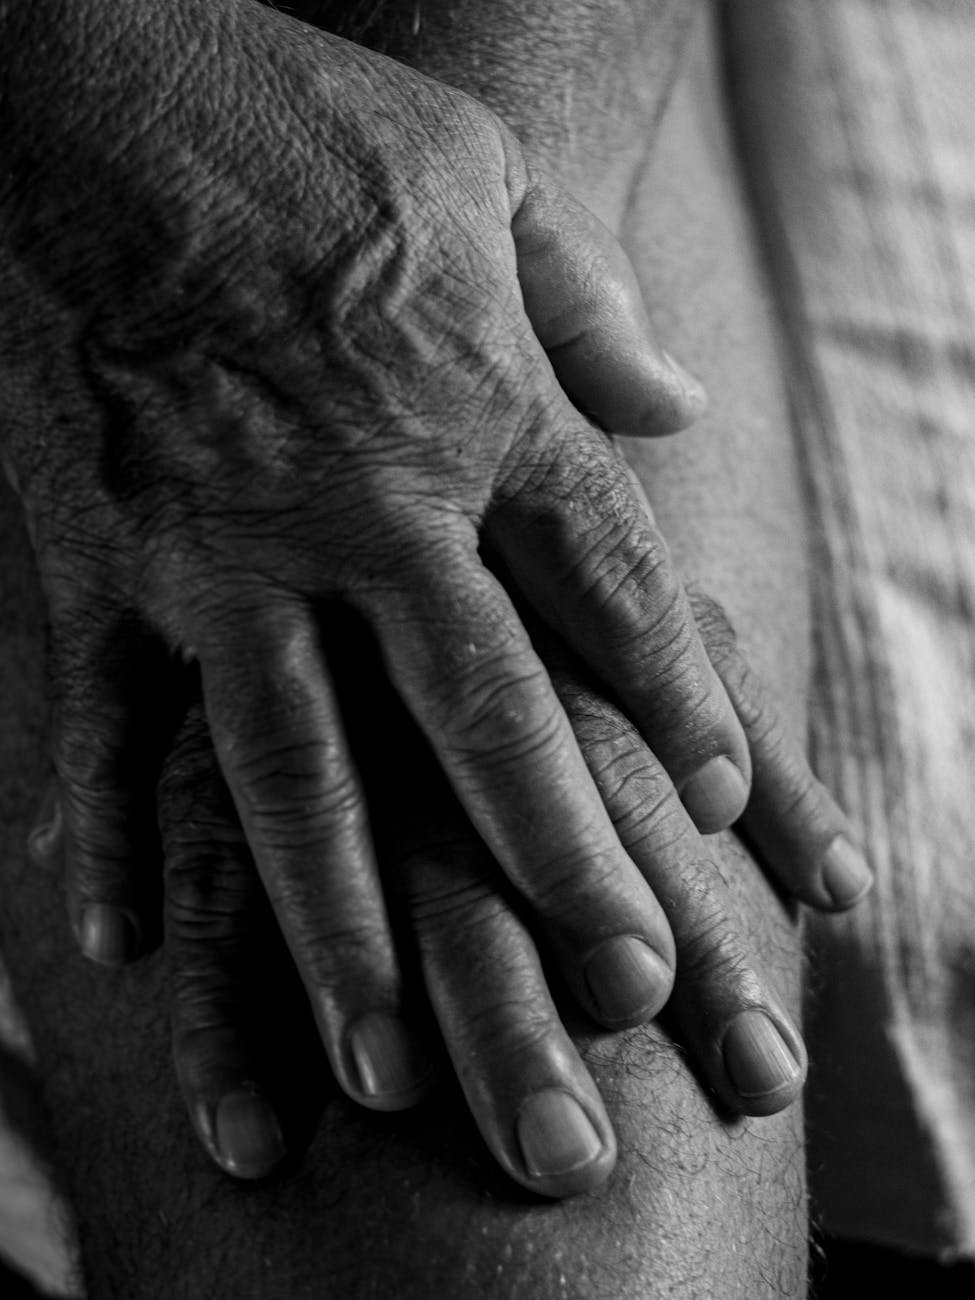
234, 740, 363, 836
56, 723, 125, 795
160, 762, 239, 845
687, 590, 756, 707
171, 1023, 249, 1081
587, 739, 651, 802
456, 997, 555, 1062
568, 516, 675, 639
159, 774, 237, 841
170, 961, 244, 1020
571, 719, 671, 827
403, 859, 508, 931
546, 655, 602, 712
558, 683, 630, 750
732, 675, 780, 746
494, 418, 585, 503
441, 658, 562, 768
686, 584, 738, 654
669, 871, 751, 990
607, 769, 684, 846
60, 801, 137, 878
159, 707, 219, 799
679, 918, 750, 992
165, 854, 255, 938
265, 873, 390, 987
770, 766, 825, 827
639, 596, 706, 689
297, 925, 391, 992
744, 697, 828, 823
528, 844, 623, 924
760, 764, 837, 855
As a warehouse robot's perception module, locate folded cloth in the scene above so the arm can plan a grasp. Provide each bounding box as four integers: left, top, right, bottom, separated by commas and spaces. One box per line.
0, 958, 78, 1297
726, 0, 975, 1260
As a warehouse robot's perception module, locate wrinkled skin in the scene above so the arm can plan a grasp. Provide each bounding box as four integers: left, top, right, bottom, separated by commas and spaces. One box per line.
28, 582, 864, 1196
151, 589, 859, 1196
2, 0, 871, 1197
2, 0, 746, 1098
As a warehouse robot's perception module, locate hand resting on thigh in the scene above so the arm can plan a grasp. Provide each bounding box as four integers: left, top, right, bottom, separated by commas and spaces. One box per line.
29, 590, 868, 1198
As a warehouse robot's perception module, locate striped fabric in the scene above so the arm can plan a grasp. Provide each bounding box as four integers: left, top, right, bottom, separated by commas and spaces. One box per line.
726, 0, 975, 1259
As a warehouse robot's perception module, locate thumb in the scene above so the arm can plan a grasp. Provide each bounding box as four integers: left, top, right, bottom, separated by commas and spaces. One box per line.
511, 173, 706, 437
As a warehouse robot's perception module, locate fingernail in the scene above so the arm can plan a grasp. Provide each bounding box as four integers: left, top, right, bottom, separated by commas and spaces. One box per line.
821, 836, 873, 909
680, 756, 749, 833
516, 1089, 604, 1178
79, 904, 139, 965
722, 1009, 802, 1100
663, 350, 709, 417
584, 935, 672, 1025
348, 1013, 433, 1101
215, 1088, 286, 1177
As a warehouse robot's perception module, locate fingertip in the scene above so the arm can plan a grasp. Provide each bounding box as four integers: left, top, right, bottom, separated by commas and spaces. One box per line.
659, 351, 709, 430
619, 351, 709, 439
680, 756, 751, 834
583, 934, 674, 1028
818, 835, 874, 911
514, 1088, 616, 1198
213, 1087, 288, 1180
77, 902, 143, 966
344, 1013, 438, 1113
720, 1008, 806, 1117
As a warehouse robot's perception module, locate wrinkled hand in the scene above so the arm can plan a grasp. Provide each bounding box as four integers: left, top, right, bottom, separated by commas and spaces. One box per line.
29, 592, 870, 1196
3, 0, 756, 1086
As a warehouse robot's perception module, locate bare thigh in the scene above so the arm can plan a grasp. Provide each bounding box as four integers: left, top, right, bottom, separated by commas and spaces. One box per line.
0, 15, 810, 1300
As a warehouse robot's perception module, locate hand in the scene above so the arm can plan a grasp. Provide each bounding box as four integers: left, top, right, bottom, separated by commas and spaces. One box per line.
4, 0, 753, 1087
28, 594, 870, 1196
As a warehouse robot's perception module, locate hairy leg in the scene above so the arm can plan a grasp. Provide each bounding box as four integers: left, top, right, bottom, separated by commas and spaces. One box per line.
0, 10, 810, 1299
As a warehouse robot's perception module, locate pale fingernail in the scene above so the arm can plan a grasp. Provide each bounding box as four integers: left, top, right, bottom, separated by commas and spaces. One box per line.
662, 350, 709, 417
79, 904, 139, 965
517, 1089, 604, 1178
821, 836, 873, 909
348, 1013, 433, 1101
584, 935, 672, 1026
680, 756, 749, 833
215, 1089, 286, 1178
723, 1009, 802, 1100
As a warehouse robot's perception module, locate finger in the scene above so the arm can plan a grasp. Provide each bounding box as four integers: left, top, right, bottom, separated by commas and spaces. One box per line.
689, 589, 873, 912
346, 675, 615, 1198
196, 596, 434, 1111
159, 702, 294, 1179
664, 857, 807, 1117
512, 173, 707, 437
488, 435, 752, 832
48, 601, 177, 965
541, 635, 806, 1116
405, 846, 616, 1198
365, 558, 677, 1031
